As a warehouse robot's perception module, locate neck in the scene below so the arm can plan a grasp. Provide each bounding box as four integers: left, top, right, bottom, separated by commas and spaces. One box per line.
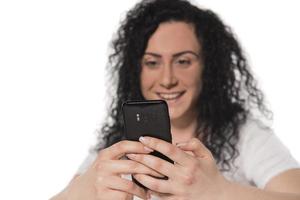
170, 111, 199, 144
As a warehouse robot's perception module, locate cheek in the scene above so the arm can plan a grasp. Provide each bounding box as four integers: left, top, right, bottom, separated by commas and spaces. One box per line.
187, 78, 202, 98
179, 69, 202, 99
140, 69, 156, 94
180, 69, 202, 89
192, 76, 203, 98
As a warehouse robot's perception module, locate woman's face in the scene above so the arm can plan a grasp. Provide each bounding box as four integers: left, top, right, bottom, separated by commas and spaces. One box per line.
140, 21, 203, 121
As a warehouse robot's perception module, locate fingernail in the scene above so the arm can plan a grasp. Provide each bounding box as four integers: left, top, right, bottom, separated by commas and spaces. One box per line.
176, 142, 187, 147
139, 136, 148, 144
144, 146, 153, 152
126, 153, 137, 159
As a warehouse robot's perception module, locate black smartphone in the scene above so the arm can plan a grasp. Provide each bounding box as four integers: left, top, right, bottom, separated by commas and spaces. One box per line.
122, 100, 173, 189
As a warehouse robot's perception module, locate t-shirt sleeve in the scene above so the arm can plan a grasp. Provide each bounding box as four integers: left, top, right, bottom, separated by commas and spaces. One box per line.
239, 119, 300, 189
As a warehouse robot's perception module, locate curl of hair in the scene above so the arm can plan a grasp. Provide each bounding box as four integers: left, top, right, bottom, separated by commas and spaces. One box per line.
96, 0, 271, 171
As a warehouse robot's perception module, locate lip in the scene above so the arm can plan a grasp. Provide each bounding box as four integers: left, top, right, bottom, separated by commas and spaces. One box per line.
156, 91, 185, 94
155, 91, 185, 104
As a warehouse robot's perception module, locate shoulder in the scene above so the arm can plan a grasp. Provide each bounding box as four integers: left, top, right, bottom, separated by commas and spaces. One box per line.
238, 116, 274, 150
236, 115, 299, 188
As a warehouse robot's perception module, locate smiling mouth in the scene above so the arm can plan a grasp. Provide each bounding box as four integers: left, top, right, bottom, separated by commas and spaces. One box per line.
157, 92, 185, 101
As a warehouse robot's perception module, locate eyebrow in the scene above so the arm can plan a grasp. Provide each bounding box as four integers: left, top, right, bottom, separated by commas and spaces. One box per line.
144, 51, 200, 58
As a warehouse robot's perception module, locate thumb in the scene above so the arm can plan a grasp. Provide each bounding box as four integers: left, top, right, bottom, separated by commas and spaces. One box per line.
176, 138, 212, 159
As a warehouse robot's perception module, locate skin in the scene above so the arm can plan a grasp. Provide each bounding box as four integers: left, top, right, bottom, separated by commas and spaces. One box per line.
140, 22, 203, 144
50, 141, 159, 200
51, 22, 300, 200
132, 136, 300, 200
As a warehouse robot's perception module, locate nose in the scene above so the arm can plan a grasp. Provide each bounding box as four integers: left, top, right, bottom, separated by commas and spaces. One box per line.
159, 62, 178, 89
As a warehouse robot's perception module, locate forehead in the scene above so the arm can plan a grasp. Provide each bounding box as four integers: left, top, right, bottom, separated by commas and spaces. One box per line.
145, 21, 200, 55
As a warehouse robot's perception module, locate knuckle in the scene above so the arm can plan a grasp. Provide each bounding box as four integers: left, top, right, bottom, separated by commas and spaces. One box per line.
95, 160, 110, 172
190, 160, 199, 170
95, 162, 105, 171
190, 138, 200, 147
164, 145, 176, 156
125, 180, 135, 191
94, 178, 105, 191
111, 140, 127, 150
148, 138, 158, 148
114, 141, 126, 151
152, 159, 163, 170
182, 165, 199, 185
182, 173, 195, 185
128, 161, 140, 171
95, 174, 105, 184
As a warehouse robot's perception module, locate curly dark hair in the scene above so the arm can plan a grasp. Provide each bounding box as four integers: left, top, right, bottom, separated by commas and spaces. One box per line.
96, 0, 271, 171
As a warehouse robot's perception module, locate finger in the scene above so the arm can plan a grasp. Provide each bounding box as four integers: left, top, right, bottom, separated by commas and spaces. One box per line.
96, 188, 130, 200
97, 175, 147, 199
147, 190, 172, 200
133, 174, 173, 194
97, 140, 153, 160
182, 150, 195, 157
176, 138, 212, 159
139, 136, 193, 165
97, 159, 164, 178
127, 154, 174, 178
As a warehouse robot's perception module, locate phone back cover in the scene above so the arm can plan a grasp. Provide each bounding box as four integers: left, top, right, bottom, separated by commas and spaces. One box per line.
122, 100, 173, 188
122, 100, 172, 143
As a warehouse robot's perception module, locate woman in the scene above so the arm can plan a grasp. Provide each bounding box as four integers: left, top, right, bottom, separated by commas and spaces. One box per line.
51, 0, 300, 199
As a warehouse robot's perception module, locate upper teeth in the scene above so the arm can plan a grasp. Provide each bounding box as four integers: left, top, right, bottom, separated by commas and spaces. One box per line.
159, 92, 182, 100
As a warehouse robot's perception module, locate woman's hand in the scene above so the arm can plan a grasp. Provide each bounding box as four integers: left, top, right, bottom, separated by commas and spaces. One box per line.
52, 140, 162, 200
126, 137, 229, 200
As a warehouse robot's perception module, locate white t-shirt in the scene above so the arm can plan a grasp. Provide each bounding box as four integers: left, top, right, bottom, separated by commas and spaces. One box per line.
77, 118, 299, 200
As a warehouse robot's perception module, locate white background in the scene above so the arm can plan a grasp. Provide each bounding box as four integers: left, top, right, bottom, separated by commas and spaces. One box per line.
0, 0, 299, 199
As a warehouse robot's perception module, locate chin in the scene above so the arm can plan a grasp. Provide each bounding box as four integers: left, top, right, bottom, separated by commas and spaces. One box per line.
168, 102, 196, 122
168, 108, 184, 121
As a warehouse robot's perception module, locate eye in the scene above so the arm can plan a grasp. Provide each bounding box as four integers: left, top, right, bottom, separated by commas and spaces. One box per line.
143, 60, 160, 69
175, 59, 191, 67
